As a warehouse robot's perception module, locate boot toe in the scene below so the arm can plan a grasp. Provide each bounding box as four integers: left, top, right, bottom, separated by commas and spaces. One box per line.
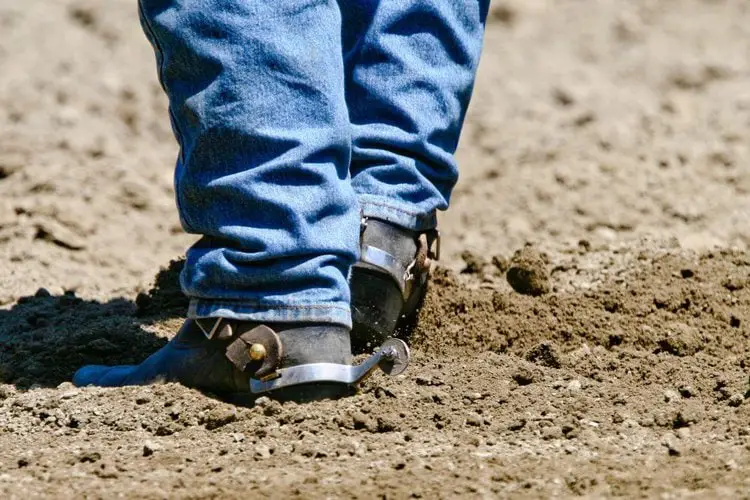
73, 364, 138, 387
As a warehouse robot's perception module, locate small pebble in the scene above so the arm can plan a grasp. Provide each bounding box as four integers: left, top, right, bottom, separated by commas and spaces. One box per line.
143, 440, 163, 457
678, 385, 694, 398
254, 445, 271, 460
508, 419, 526, 431
567, 380, 582, 392
0, 385, 16, 399
60, 390, 80, 400
663, 390, 680, 403
351, 412, 373, 430
728, 393, 744, 407
662, 435, 682, 456
512, 368, 535, 386
676, 427, 691, 440
465, 414, 482, 427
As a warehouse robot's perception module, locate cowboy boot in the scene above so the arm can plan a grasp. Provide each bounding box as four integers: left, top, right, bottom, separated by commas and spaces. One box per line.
73, 319, 353, 402
350, 217, 439, 353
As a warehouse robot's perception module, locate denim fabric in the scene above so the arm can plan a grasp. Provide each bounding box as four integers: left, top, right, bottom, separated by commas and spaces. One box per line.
138, 0, 487, 326
343, 1, 489, 231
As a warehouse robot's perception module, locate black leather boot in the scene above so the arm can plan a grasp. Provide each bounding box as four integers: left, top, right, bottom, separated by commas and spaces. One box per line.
73, 319, 353, 402
350, 217, 439, 353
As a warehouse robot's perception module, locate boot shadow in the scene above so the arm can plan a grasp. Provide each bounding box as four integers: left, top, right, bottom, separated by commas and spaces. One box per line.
0, 260, 188, 390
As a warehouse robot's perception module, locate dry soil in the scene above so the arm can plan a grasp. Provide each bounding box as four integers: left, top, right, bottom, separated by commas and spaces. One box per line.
2, 0, 750, 498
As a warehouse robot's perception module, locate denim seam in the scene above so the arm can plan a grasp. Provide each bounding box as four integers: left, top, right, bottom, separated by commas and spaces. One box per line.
358, 197, 431, 217
190, 300, 350, 311
137, 1, 166, 92
188, 299, 352, 327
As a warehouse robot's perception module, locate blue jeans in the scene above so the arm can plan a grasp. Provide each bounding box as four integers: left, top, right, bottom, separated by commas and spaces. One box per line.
139, 0, 488, 327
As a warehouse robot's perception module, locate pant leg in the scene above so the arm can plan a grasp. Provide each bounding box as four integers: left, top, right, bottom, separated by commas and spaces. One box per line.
342, 0, 489, 231
139, 0, 359, 327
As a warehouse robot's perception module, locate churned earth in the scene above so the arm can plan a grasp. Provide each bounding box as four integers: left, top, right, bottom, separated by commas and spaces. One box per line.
2, 0, 750, 498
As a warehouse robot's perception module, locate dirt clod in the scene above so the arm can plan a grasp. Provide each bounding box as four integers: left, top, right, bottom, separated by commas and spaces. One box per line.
728, 394, 744, 407
460, 250, 486, 275
525, 342, 562, 369
656, 325, 702, 357
506, 246, 550, 296
512, 367, 538, 386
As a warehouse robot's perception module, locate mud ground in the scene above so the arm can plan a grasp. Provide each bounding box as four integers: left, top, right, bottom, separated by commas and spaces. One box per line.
2, 0, 750, 497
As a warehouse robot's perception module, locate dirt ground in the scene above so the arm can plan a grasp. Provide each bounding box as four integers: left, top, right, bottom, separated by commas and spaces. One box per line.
2, 0, 750, 497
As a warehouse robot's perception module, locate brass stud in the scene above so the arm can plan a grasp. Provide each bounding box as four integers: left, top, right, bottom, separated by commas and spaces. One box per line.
248, 343, 267, 361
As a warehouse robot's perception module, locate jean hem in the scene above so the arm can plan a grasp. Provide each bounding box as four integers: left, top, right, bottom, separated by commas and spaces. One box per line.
188, 299, 352, 328
358, 196, 438, 231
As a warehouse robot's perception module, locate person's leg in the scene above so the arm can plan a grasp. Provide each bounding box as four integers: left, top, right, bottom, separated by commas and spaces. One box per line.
74, 0, 360, 397
341, 1, 489, 347
165, 0, 358, 325
343, 1, 488, 229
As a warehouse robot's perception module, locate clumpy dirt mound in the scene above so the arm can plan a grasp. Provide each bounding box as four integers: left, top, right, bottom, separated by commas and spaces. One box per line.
414, 247, 750, 362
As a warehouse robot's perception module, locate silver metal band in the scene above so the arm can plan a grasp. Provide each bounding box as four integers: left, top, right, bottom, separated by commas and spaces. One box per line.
249, 338, 410, 394
361, 245, 410, 295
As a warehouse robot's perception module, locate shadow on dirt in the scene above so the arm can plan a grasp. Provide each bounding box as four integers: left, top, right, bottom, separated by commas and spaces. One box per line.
0, 261, 188, 390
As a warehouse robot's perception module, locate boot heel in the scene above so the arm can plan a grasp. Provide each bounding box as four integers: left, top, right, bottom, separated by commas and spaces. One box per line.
350, 267, 404, 354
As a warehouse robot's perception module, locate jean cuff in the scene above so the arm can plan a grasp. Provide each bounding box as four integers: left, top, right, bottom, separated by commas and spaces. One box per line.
188, 299, 352, 328
358, 195, 438, 232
